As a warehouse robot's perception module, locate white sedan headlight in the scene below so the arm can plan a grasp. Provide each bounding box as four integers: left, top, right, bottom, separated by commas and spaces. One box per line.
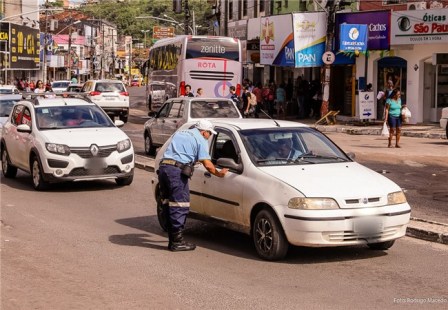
387, 191, 407, 205
46, 143, 70, 156
117, 139, 131, 153
288, 197, 339, 210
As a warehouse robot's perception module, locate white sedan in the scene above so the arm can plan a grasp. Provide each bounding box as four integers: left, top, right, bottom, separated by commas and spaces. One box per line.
151, 119, 411, 261
1, 96, 134, 190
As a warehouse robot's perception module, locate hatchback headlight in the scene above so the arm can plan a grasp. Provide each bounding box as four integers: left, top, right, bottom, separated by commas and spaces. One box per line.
288, 197, 339, 210
46, 143, 70, 156
387, 191, 407, 205
117, 139, 131, 153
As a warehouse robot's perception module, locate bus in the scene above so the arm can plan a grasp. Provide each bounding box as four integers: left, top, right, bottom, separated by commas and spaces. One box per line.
142, 35, 242, 111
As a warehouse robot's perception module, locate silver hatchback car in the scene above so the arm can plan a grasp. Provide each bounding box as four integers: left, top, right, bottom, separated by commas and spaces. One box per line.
143, 97, 242, 155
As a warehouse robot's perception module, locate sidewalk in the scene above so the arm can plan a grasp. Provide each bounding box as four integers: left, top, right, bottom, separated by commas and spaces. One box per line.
297, 117, 447, 140
133, 154, 447, 245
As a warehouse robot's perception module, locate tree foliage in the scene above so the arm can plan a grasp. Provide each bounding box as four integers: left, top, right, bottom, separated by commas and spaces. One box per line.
81, 0, 213, 42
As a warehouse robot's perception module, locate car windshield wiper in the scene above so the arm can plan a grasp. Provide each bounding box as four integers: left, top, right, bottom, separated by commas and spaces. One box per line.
256, 157, 315, 164
297, 153, 348, 162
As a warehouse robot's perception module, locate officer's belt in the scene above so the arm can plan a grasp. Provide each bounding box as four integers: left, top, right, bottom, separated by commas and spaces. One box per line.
160, 159, 186, 169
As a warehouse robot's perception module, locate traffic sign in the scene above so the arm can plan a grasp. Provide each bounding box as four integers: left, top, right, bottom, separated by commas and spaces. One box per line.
322, 51, 335, 65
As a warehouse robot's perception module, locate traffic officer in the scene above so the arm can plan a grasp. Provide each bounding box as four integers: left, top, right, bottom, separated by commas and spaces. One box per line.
158, 120, 228, 251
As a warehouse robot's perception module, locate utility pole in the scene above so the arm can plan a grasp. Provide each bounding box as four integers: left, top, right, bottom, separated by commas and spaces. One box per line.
184, 0, 190, 35
67, 10, 72, 81
43, 0, 49, 84
321, 1, 337, 117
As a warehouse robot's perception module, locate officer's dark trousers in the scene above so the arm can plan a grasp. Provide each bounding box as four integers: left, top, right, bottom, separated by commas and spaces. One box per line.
158, 165, 190, 232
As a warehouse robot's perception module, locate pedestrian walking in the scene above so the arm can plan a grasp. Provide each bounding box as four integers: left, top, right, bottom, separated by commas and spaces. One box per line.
196, 88, 204, 97
384, 88, 405, 148
157, 120, 228, 251
276, 83, 286, 119
252, 82, 263, 118
184, 84, 194, 97
229, 86, 243, 114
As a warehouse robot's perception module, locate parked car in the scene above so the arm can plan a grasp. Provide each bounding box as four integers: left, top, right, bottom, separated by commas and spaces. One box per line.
1, 96, 134, 190
146, 81, 177, 112
81, 80, 130, 123
440, 107, 448, 139
65, 83, 84, 92
0, 85, 20, 94
51, 80, 71, 94
152, 119, 411, 261
0, 94, 22, 136
143, 97, 242, 156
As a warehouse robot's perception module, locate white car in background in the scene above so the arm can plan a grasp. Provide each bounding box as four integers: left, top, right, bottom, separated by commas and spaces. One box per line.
0, 85, 20, 94
51, 80, 71, 94
1, 96, 134, 190
0, 94, 22, 136
81, 80, 130, 123
440, 107, 448, 139
152, 119, 411, 261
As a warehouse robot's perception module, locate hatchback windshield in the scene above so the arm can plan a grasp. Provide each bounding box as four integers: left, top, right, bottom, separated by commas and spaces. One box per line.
36, 105, 114, 129
240, 127, 350, 166
190, 100, 240, 118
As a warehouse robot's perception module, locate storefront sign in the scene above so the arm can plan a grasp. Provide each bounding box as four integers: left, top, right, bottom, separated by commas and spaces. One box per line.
9, 24, 39, 69
0, 22, 10, 70
340, 24, 368, 52
358, 91, 375, 120
292, 12, 326, 68
260, 14, 294, 66
336, 11, 390, 51
391, 9, 448, 45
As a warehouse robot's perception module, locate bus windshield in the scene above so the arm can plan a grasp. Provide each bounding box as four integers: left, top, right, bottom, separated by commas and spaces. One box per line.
186, 38, 240, 61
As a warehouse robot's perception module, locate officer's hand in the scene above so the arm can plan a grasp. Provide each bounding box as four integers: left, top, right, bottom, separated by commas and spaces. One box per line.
218, 168, 229, 177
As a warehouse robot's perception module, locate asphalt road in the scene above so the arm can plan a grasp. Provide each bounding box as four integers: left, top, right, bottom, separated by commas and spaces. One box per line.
1, 168, 447, 309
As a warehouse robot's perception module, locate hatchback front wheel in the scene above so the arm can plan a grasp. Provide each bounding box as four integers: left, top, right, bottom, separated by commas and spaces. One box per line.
31, 156, 48, 191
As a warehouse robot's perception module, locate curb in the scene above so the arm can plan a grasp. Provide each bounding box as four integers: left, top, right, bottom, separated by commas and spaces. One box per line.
315, 126, 446, 139
133, 158, 448, 246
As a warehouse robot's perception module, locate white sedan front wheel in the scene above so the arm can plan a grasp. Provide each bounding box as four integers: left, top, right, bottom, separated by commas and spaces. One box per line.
252, 209, 288, 261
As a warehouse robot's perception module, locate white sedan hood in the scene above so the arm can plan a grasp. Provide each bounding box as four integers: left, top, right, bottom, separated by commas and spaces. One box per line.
259, 162, 401, 201
41, 128, 129, 147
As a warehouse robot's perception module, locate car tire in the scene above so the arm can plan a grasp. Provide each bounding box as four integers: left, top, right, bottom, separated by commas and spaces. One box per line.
1, 146, 18, 178
367, 240, 395, 250
119, 115, 128, 123
156, 185, 168, 232
252, 209, 289, 261
116, 173, 134, 186
31, 155, 48, 191
144, 132, 156, 156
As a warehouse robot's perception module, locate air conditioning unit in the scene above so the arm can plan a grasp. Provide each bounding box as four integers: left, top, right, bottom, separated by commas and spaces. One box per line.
407, 2, 427, 10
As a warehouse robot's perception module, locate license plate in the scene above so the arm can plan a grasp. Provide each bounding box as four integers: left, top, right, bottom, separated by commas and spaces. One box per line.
353, 217, 383, 234
104, 96, 117, 100
84, 158, 107, 170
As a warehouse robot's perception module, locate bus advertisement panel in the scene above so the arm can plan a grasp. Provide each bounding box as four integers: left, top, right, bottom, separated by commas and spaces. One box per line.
144, 36, 242, 111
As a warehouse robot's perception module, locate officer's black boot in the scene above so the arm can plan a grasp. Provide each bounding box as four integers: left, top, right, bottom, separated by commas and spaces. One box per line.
169, 231, 196, 252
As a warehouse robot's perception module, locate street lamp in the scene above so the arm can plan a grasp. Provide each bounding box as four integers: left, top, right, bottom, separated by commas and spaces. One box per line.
163, 14, 197, 35
141, 30, 150, 48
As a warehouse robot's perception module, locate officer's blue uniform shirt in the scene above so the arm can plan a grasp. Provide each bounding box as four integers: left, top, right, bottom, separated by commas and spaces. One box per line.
162, 128, 211, 164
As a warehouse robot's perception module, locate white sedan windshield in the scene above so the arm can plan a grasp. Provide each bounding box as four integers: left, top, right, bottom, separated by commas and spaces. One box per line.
240, 127, 349, 166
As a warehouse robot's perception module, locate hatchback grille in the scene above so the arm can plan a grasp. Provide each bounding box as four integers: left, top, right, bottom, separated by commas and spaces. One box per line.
189, 71, 234, 81
69, 166, 120, 177
70, 145, 116, 158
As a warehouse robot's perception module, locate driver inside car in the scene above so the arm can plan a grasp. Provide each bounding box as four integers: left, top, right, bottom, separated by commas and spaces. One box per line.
268, 138, 302, 161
